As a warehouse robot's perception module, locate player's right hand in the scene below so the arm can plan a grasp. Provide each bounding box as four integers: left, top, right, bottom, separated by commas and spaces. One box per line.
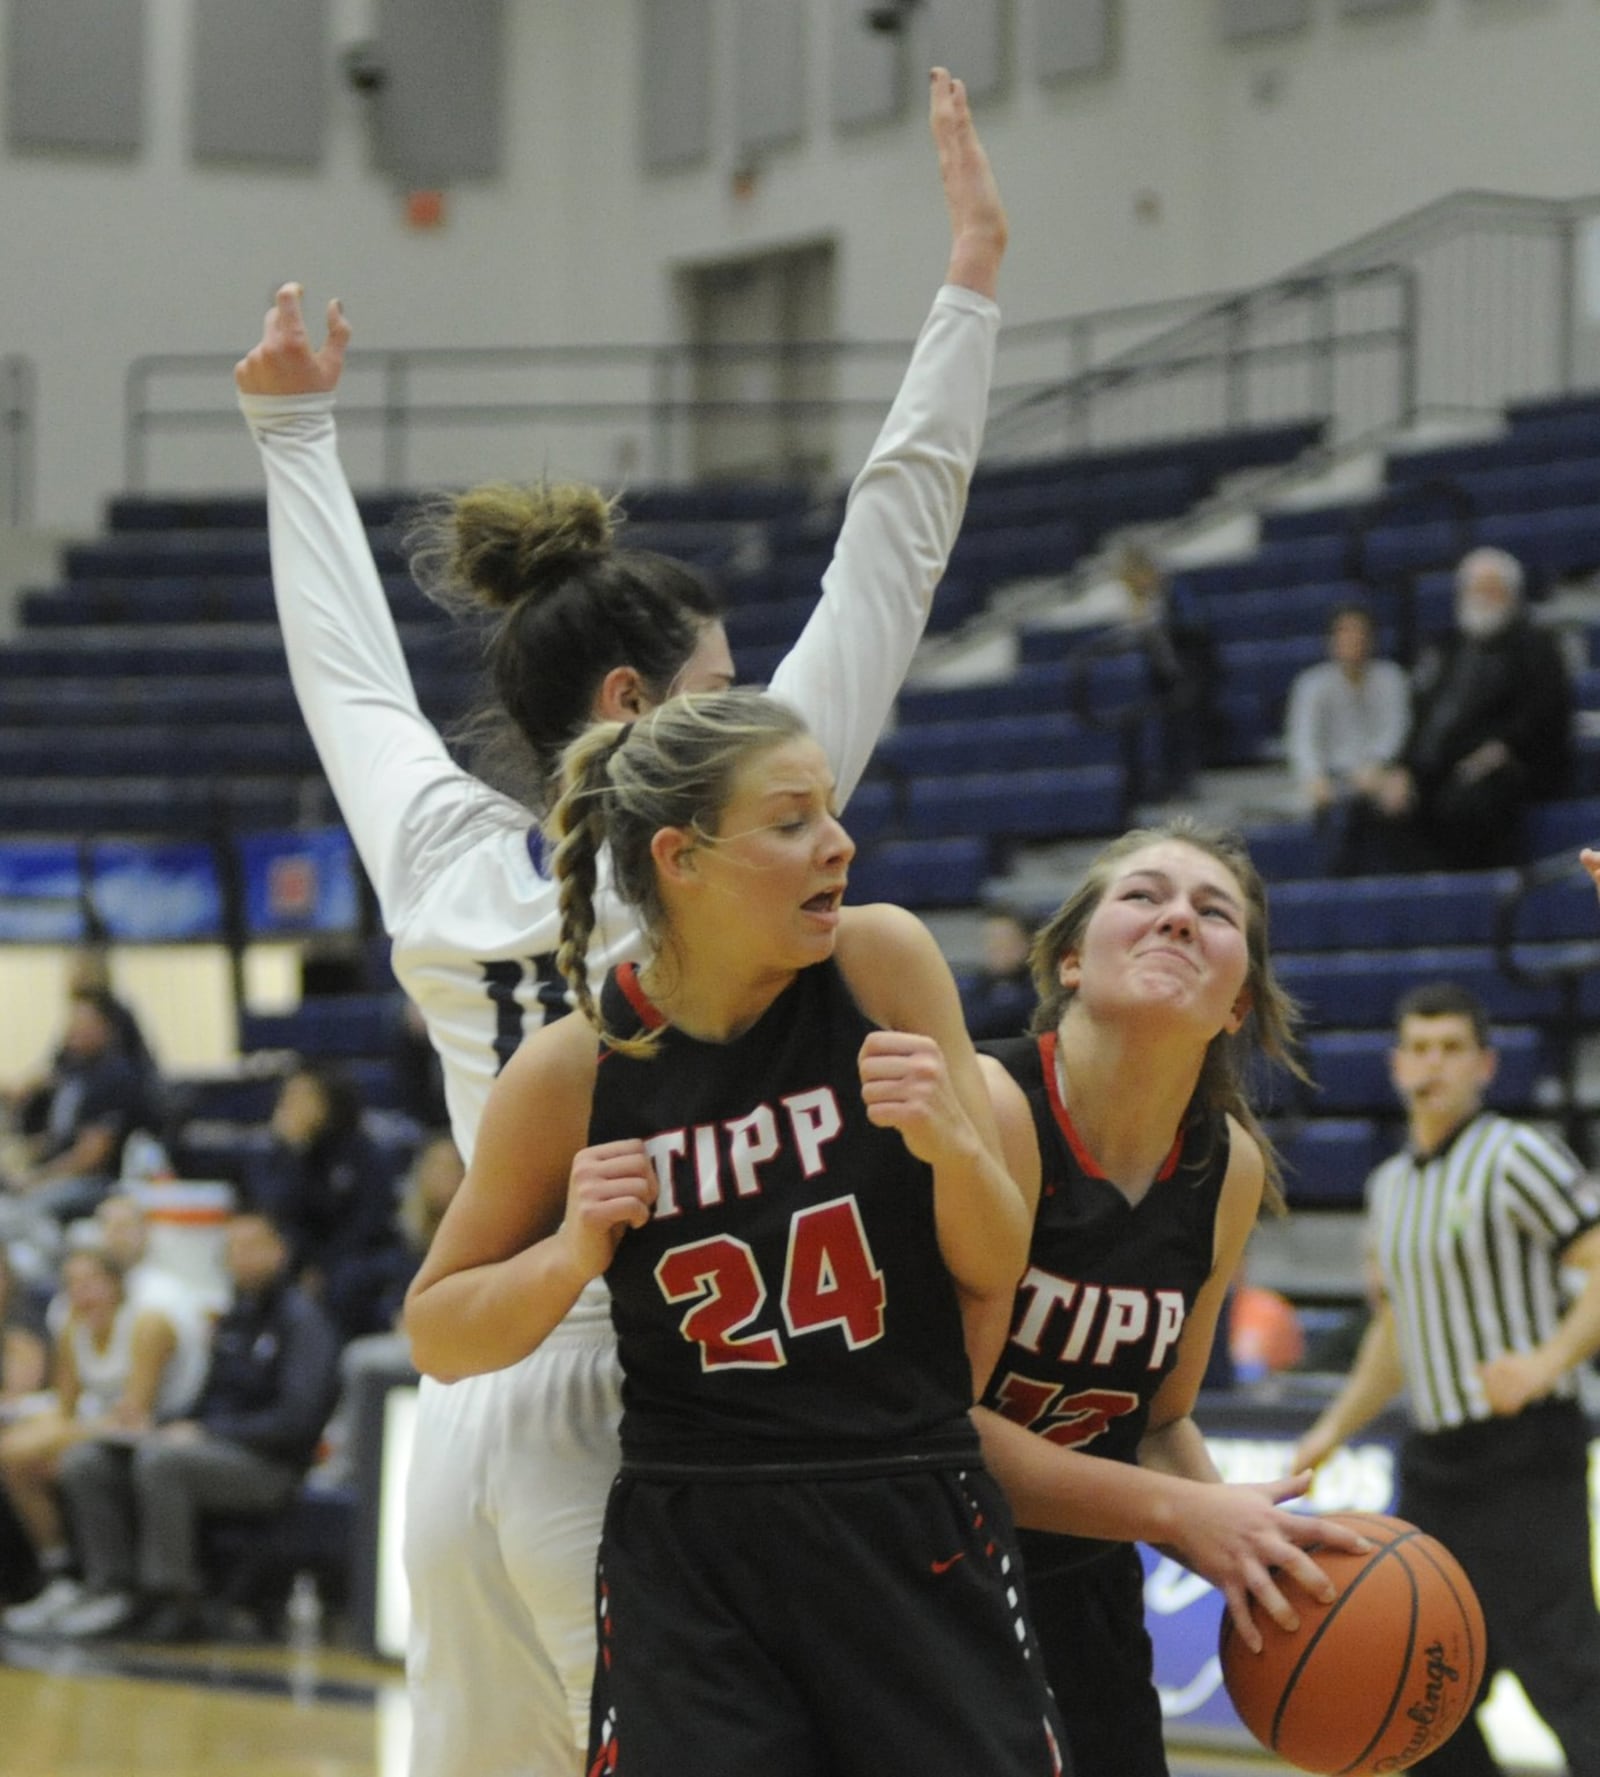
1161, 1477, 1371, 1652
234, 282, 351, 396
1581, 847, 1600, 901
558, 1139, 657, 1277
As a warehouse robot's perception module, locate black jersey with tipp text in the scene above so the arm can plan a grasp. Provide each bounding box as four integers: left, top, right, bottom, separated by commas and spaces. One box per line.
981, 1032, 1229, 1572
591, 960, 976, 1467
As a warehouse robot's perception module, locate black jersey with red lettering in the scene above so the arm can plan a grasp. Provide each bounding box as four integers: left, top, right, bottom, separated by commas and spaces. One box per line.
589, 959, 976, 1469
980, 1030, 1230, 1576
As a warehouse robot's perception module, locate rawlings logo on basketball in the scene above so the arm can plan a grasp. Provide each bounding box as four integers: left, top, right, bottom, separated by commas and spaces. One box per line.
1374, 1642, 1464, 1773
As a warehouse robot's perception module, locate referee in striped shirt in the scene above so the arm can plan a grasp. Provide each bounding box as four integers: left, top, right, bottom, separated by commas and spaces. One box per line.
1297, 981, 1600, 1776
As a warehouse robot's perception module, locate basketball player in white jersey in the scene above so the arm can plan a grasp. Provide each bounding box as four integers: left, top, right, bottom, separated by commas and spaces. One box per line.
235, 69, 1007, 1775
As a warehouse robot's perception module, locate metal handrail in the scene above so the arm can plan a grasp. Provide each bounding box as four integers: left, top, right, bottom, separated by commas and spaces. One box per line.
121, 265, 1412, 497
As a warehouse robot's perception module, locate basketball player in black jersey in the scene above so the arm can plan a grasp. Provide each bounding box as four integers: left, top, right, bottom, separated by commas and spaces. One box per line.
406, 690, 1065, 1777
968, 821, 1368, 1777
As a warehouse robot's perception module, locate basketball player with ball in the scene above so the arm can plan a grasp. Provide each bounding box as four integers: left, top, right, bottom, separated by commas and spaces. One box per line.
968, 821, 1372, 1777
1295, 979, 1600, 1775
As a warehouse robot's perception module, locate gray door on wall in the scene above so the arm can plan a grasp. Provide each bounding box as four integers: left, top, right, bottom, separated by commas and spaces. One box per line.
680, 242, 838, 484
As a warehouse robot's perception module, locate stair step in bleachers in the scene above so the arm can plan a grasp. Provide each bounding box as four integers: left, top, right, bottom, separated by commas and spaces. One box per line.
239, 995, 398, 1059
1276, 944, 1600, 1030
1268, 872, 1512, 949
0, 672, 469, 729
1262, 457, 1600, 545
897, 664, 1072, 727
873, 713, 1122, 777
847, 836, 990, 908
17, 571, 432, 629
0, 622, 464, 681
1270, 1118, 1389, 1207
0, 726, 320, 776
0, 777, 314, 836
1301, 1026, 1550, 1114
904, 765, 1126, 841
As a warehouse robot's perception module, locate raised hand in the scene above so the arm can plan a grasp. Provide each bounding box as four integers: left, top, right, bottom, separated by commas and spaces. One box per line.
557, 1139, 657, 1280
858, 1029, 978, 1169
234, 282, 351, 397
929, 67, 1007, 298
1582, 847, 1600, 900
1158, 1473, 1372, 1653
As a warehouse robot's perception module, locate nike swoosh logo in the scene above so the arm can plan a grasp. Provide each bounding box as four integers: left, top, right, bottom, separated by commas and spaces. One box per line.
930, 1552, 966, 1574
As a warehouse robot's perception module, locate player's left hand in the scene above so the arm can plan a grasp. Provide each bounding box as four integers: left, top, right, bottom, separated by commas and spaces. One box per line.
858, 1030, 977, 1169
1479, 1349, 1553, 1415
235, 283, 351, 396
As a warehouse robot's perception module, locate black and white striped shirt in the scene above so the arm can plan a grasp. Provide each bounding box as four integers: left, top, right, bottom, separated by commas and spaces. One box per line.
1369, 1112, 1600, 1432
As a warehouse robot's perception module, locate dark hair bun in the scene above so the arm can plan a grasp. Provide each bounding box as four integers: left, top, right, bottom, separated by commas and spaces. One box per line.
449, 482, 615, 611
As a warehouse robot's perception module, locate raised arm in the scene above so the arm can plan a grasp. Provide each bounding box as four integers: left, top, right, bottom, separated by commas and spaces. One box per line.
767, 69, 1006, 804
236, 287, 519, 931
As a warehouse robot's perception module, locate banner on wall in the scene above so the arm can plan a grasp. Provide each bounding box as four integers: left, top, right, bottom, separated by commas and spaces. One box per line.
235, 828, 359, 936
0, 839, 224, 942
90, 841, 224, 940
0, 841, 86, 941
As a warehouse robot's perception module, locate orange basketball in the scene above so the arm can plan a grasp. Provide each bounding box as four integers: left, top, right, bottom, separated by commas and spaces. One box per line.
1218, 1512, 1486, 1774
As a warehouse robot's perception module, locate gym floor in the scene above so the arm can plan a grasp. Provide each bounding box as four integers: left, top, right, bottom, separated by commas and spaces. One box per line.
0, 1630, 1305, 1777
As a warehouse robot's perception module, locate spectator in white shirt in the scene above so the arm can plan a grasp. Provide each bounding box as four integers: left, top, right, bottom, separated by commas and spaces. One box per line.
1283, 601, 1410, 873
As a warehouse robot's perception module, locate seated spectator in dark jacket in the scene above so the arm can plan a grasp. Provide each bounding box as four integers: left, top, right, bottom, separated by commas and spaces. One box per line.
959, 908, 1037, 1042
2, 989, 157, 1226
1354, 548, 1573, 870
243, 1063, 403, 1340
50, 1210, 341, 1641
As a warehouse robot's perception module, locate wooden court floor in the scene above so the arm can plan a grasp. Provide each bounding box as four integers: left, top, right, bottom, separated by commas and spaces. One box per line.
0, 1631, 1296, 1777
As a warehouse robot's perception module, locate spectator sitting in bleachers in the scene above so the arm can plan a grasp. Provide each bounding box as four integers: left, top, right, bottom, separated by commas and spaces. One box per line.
46, 1191, 215, 1349
1113, 542, 1216, 800
1283, 600, 1411, 874
0, 1245, 50, 1603
4, 949, 159, 1136
0, 1240, 210, 1634
1355, 547, 1573, 871
0, 1242, 47, 1415
241, 1063, 405, 1341
1, 987, 163, 1228
959, 907, 1038, 1041
47, 1210, 342, 1643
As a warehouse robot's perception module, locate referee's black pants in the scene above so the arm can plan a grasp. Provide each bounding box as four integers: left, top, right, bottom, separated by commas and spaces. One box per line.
1398, 1399, 1600, 1777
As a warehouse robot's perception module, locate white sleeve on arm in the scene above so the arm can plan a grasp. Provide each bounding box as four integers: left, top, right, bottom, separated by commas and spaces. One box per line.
766, 284, 999, 805
238, 391, 523, 931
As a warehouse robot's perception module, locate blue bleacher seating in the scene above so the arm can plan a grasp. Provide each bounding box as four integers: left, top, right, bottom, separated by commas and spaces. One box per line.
845, 836, 990, 908
904, 765, 1125, 841
1302, 1026, 1550, 1114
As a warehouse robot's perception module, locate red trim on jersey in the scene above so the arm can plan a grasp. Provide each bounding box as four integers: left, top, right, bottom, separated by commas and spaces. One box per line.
1037, 1031, 1182, 1183
616, 961, 668, 1031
